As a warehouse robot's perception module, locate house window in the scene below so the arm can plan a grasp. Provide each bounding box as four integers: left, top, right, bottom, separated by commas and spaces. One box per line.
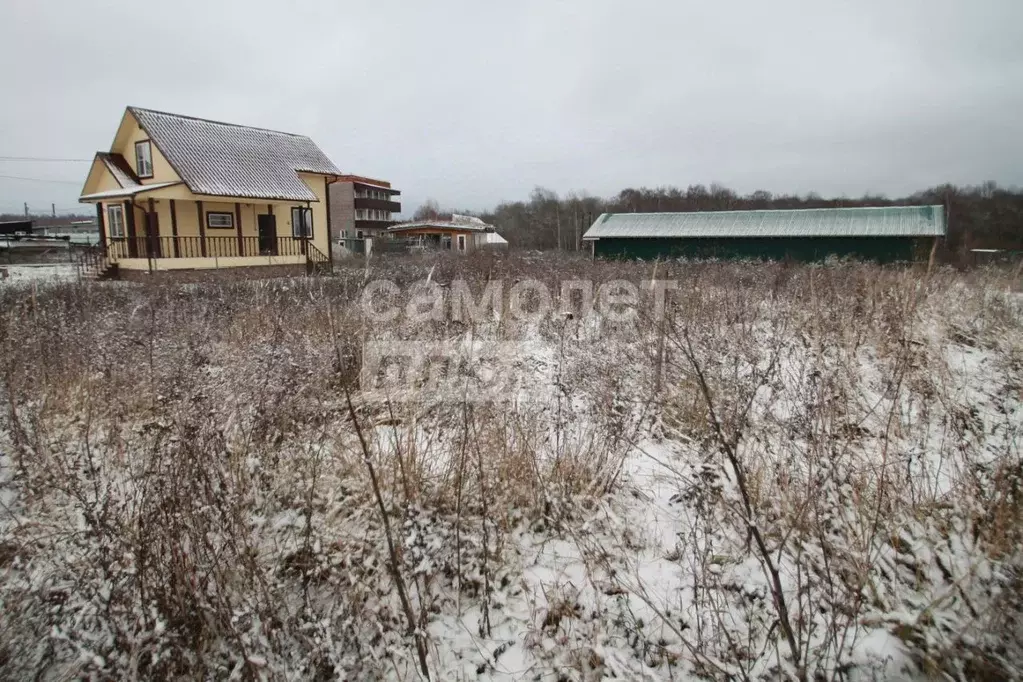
135, 140, 153, 178
206, 212, 235, 229
457, 234, 466, 251
107, 204, 125, 238
291, 207, 313, 238
356, 230, 364, 239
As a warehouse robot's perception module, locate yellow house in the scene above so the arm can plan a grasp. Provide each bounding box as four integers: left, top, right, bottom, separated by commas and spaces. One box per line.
78, 107, 341, 278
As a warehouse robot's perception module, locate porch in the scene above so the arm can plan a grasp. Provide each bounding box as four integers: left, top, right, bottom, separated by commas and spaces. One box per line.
82, 191, 333, 278
81, 234, 329, 279
108, 235, 319, 265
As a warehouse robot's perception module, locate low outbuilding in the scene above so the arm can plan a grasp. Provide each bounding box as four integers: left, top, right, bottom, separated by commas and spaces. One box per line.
386, 215, 506, 253
582, 205, 945, 263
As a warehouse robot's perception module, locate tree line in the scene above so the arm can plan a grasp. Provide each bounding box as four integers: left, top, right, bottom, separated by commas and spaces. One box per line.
418, 182, 1023, 263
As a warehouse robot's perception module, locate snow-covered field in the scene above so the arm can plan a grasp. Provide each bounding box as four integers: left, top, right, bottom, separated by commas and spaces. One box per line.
0, 262, 79, 284
1, 255, 1021, 680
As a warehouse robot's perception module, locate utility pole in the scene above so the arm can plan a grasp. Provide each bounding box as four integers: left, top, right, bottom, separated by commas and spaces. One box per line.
24, 202, 28, 218
51, 203, 56, 218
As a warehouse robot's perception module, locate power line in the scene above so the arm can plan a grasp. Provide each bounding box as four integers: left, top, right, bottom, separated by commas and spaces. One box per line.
0, 174, 81, 185
0, 155, 92, 162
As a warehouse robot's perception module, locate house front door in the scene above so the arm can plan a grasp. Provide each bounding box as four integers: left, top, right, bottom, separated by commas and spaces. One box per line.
258, 213, 277, 255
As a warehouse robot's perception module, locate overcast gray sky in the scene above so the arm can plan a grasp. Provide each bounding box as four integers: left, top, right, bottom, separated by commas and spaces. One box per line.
1, 0, 1021, 216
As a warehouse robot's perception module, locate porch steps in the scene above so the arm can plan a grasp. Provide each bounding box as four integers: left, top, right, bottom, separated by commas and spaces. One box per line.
87, 262, 119, 281
79, 260, 118, 281
75, 246, 119, 281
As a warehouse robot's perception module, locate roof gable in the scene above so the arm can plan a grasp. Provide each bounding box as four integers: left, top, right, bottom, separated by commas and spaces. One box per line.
80, 154, 129, 197
127, 107, 341, 202
583, 206, 947, 240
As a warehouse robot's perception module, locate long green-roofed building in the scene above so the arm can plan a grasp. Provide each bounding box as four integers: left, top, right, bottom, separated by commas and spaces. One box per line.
582, 205, 946, 263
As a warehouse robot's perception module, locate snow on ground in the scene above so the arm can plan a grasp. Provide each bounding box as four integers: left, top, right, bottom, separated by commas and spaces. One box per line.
0, 262, 79, 284
1, 264, 1022, 680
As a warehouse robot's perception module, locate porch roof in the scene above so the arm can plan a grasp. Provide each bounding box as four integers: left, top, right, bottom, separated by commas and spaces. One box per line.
79, 181, 183, 202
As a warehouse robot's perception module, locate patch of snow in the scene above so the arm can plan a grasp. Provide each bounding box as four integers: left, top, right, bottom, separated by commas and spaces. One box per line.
0, 263, 79, 284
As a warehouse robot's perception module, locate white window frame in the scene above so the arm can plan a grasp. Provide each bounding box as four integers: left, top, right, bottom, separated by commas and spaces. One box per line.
135, 140, 153, 178
291, 207, 313, 238
107, 204, 125, 239
206, 212, 234, 229
457, 234, 466, 251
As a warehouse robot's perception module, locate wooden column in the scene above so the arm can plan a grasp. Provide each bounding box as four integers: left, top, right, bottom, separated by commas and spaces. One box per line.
324, 177, 334, 264
169, 199, 179, 258
147, 197, 159, 259
300, 204, 308, 256
125, 200, 138, 257
235, 202, 244, 256
95, 202, 107, 256
197, 201, 207, 257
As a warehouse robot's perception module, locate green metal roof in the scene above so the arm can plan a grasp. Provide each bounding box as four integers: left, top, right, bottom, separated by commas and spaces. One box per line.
582, 205, 946, 240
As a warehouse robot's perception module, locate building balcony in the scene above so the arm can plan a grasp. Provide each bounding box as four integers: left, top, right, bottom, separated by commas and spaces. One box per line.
354, 197, 402, 213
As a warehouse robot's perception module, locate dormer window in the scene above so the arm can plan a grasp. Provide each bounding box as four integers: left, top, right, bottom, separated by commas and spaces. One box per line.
135, 140, 153, 178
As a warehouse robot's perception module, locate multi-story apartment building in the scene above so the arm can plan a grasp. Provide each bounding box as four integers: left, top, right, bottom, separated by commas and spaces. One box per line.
328, 175, 401, 244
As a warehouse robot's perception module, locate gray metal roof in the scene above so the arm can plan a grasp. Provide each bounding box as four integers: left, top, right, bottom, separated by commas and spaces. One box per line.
97, 152, 140, 188
350, 179, 401, 194
388, 215, 494, 233
387, 221, 490, 233
582, 206, 946, 240
80, 182, 182, 201
128, 107, 341, 202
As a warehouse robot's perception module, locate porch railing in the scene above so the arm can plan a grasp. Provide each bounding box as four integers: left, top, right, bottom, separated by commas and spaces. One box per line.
305, 242, 332, 275
107, 236, 311, 260
75, 243, 116, 280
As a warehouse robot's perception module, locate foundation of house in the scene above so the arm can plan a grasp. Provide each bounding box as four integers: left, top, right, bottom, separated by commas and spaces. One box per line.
115, 263, 309, 284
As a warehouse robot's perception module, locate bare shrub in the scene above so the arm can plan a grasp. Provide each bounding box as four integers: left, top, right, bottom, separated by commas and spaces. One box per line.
0, 256, 1021, 679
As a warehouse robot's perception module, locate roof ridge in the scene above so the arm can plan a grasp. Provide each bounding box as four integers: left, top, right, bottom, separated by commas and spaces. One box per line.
128, 106, 311, 139
612, 205, 942, 217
